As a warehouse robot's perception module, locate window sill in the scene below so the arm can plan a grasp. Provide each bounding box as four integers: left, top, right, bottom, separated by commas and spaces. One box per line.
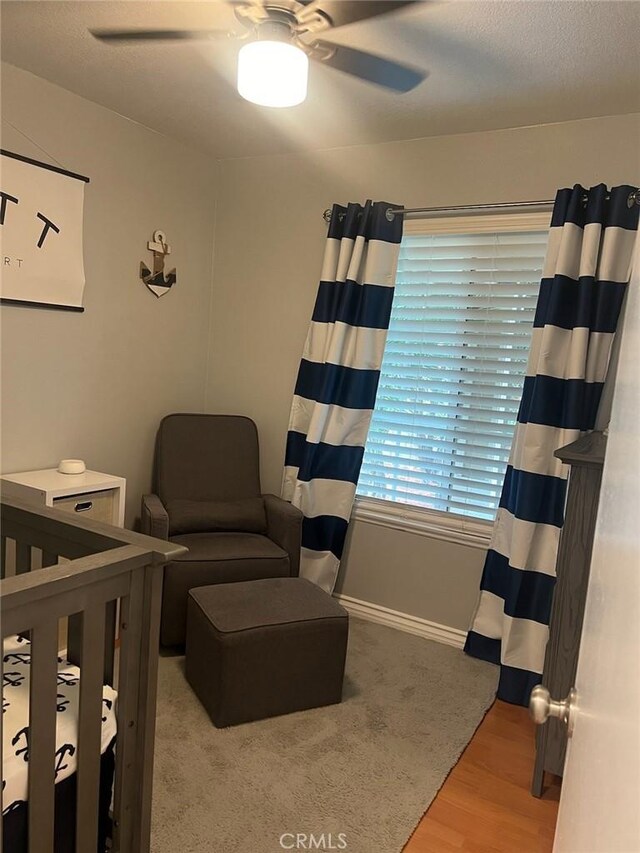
352, 497, 493, 551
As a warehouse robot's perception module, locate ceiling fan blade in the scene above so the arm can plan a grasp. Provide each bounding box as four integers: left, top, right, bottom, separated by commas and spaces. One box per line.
308, 1, 420, 30
90, 29, 230, 44
313, 42, 427, 92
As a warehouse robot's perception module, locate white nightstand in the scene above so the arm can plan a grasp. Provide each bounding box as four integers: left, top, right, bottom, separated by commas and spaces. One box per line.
1, 468, 126, 528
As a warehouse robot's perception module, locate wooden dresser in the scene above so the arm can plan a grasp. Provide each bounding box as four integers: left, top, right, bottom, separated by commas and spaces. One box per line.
531, 431, 606, 796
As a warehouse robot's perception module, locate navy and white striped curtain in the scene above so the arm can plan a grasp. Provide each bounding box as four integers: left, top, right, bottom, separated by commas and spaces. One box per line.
283, 200, 403, 592
465, 183, 639, 706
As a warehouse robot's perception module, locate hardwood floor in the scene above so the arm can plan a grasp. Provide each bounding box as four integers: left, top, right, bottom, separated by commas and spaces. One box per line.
404, 700, 561, 852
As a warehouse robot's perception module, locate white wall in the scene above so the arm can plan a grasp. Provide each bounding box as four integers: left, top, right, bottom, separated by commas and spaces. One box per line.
207, 113, 640, 630
1, 63, 219, 525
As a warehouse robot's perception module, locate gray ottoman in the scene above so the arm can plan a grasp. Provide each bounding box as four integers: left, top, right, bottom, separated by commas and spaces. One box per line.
185, 577, 349, 727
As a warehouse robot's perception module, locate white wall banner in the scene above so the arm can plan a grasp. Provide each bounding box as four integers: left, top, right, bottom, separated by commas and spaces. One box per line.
0, 150, 89, 312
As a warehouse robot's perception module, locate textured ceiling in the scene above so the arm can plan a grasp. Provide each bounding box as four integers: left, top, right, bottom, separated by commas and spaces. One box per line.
1, 0, 639, 159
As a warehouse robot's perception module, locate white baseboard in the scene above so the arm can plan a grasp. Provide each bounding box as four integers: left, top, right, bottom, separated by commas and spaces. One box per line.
333, 593, 467, 650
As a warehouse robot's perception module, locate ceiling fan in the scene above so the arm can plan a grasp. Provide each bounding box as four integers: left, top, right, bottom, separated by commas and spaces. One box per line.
90, 0, 428, 108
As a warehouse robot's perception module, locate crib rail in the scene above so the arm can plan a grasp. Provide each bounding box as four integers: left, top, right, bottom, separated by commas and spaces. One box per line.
0, 495, 186, 853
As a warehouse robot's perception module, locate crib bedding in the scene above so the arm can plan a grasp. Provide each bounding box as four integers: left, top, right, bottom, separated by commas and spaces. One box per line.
3, 743, 115, 853
2, 634, 118, 814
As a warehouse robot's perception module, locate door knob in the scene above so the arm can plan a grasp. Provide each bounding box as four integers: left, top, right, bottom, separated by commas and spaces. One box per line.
529, 685, 577, 735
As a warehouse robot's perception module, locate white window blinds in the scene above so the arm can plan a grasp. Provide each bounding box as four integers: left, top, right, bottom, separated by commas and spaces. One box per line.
358, 214, 549, 522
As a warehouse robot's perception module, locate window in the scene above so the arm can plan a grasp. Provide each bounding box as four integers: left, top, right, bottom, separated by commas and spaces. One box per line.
357, 212, 549, 529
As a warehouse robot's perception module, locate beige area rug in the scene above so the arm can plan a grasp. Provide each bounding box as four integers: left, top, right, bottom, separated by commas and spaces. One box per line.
151, 617, 497, 853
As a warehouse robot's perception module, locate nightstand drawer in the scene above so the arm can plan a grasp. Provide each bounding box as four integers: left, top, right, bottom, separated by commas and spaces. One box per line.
53, 489, 118, 524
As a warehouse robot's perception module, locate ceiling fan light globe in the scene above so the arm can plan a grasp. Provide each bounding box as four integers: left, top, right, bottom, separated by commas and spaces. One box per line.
237, 40, 308, 108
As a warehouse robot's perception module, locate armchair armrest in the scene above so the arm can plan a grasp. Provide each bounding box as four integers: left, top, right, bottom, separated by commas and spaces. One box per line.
263, 493, 303, 577
141, 493, 170, 540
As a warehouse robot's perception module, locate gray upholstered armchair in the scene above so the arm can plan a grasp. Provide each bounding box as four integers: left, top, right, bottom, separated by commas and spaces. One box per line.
141, 413, 303, 646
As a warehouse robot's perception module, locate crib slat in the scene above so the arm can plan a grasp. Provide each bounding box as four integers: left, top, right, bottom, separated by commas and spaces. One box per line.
104, 599, 117, 685
0, 535, 6, 579
113, 570, 145, 853
15, 542, 31, 575
130, 563, 164, 851
28, 618, 58, 853
75, 603, 107, 853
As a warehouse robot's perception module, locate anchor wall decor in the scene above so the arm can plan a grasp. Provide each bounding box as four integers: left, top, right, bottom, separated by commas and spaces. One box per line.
140, 229, 176, 297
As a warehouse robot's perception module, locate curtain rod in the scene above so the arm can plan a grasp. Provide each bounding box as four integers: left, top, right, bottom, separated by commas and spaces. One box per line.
322, 190, 640, 223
